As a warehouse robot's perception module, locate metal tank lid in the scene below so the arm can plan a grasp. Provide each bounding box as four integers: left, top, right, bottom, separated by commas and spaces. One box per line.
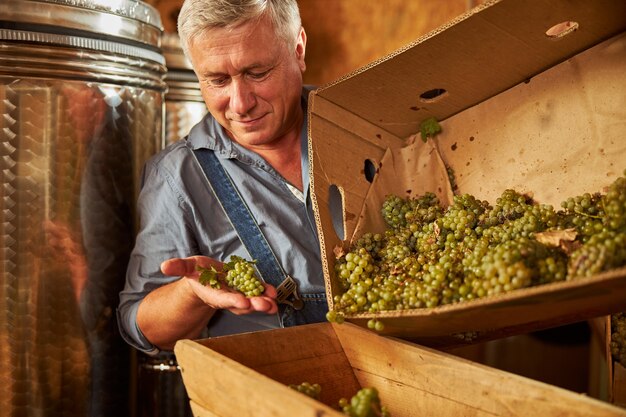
0, 0, 164, 64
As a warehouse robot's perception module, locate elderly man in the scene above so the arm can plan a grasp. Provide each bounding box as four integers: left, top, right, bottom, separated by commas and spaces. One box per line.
118, 0, 327, 354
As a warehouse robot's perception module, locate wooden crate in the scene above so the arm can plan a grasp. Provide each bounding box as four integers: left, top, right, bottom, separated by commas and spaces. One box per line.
174, 322, 626, 417
599, 314, 626, 408
614, 363, 626, 408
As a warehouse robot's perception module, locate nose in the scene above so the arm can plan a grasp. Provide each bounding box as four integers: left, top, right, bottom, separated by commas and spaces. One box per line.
229, 79, 256, 116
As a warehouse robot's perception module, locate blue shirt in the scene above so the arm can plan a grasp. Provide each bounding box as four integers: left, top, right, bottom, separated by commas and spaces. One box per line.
117, 90, 324, 354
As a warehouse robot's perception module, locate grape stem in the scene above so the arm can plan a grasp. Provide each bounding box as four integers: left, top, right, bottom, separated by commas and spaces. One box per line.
573, 209, 602, 220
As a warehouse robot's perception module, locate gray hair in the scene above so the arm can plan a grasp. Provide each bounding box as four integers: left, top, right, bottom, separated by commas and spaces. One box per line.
177, 0, 302, 58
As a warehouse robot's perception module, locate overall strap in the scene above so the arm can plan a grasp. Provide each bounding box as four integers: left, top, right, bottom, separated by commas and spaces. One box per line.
192, 148, 286, 289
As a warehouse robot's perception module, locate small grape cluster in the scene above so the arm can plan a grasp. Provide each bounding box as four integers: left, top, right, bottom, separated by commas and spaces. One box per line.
288, 382, 321, 400
611, 313, 626, 367
197, 255, 265, 297
288, 383, 390, 416
567, 231, 626, 278
558, 192, 605, 242
367, 318, 385, 332
339, 387, 391, 417
328, 170, 626, 319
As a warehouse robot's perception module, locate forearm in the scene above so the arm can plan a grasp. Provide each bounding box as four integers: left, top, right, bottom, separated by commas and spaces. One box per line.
137, 277, 215, 350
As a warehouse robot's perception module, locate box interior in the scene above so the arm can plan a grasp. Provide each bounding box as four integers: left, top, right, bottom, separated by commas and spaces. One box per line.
192, 323, 360, 409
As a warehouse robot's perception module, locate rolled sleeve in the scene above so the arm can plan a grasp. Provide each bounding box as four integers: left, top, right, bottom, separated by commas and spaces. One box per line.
116, 300, 159, 355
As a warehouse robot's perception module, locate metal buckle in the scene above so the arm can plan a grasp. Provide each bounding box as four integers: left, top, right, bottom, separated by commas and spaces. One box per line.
275, 275, 304, 310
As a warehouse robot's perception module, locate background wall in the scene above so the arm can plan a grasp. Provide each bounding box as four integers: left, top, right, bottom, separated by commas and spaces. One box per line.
146, 0, 481, 85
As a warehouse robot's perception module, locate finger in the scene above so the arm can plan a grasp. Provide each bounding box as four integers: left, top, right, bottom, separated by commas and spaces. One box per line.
162, 256, 225, 277
262, 283, 278, 299
187, 278, 252, 310
249, 296, 279, 314
214, 290, 252, 310
161, 258, 198, 277
227, 295, 278, 315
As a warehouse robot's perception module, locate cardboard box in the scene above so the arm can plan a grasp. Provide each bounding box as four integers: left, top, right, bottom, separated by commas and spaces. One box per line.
174, 322, 626, 416
308, 0, 626, 347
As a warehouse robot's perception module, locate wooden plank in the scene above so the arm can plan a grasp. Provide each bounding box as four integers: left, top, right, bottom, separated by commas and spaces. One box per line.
189, 400, 221, 417
193, 323, 342, 365
333, 322, 626, 417
614, 363, 626, 408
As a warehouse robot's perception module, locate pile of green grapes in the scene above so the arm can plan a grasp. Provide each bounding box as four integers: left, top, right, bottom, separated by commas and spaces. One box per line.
328, 170, 626, 319
197, 255, 265, 297
289, 383, 390, 416
611, 313, 626, 367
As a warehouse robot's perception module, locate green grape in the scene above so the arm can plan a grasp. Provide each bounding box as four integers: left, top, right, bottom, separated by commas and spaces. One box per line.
326, 310, 345, 324
197, 256, 265, 297
558, 192, 605, 242
603, 171, 626, 232
222, 255, 265, 296
447, 165, 458, 193
288, 382, 322, 400
287, 382, 392, 417
567, 230, 626, 279
382, 194, 411, 229
480, 189, 534, 229
367, 319, 385, 332
611, 312, 626, 367
339, 387, 391, 417
354, 232, 386, 257
405, 192, 444, 227
382, 193, 443, 230
331, 170, 626, 319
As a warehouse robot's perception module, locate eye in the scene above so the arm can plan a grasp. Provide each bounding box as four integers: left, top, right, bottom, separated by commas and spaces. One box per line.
208, 76, 229, 87
248, 70, 270, 80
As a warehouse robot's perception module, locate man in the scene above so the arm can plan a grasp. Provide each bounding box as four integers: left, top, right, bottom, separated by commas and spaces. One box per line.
117, 0, 327, 355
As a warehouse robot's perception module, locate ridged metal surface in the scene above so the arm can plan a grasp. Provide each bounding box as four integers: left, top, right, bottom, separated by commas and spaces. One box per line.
165, 100, 207, 145
145, 34, 204, 417
163, 33, 206, 145
0, 1, 165, 416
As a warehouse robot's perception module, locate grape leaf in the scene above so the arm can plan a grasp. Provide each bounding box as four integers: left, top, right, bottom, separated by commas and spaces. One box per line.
419, 116, 442, 142
535, 228, 577, 247
196, 265, 221, 289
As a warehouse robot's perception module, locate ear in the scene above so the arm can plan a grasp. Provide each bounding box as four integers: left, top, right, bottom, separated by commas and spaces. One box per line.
295, 27, 307, 73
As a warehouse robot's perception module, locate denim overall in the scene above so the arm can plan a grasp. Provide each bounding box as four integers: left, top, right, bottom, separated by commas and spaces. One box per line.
193, 149, 327, 328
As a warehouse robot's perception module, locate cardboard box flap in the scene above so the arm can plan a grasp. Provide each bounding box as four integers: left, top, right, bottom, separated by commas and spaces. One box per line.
315, 0, 626, 140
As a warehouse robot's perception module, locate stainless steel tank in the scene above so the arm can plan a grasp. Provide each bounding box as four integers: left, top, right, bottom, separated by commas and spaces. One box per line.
162, 33, 206, 145
133, 32, 205, 417
0, 1, 166, 416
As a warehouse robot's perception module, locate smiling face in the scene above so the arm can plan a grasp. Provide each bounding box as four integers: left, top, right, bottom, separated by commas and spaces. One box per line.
188, 15, 307, 151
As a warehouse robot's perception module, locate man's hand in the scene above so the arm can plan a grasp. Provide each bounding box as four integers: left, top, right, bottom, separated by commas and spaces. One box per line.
160, 256, 279, 315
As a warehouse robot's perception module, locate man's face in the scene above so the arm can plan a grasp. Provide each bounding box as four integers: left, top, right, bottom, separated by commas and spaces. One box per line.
188, 16, 306, 149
